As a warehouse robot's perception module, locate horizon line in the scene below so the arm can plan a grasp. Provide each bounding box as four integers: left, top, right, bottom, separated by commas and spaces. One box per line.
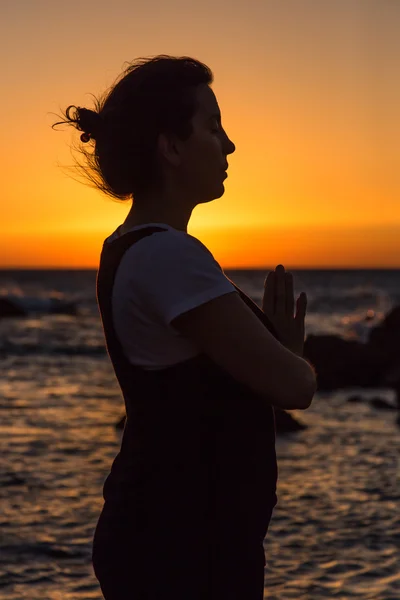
1, 266, 400, 271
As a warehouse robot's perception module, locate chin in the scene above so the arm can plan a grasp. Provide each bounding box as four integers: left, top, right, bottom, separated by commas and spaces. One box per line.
215, 182, 226, 198
195, 182, 226, 205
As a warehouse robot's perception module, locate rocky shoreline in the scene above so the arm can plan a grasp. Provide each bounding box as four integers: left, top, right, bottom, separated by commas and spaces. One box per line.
3, 294, 399, 432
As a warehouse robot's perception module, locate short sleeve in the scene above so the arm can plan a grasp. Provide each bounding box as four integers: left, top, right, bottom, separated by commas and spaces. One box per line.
130, 231, 237, 328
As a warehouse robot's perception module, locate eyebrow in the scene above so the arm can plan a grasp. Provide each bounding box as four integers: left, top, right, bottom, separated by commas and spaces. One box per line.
207, 113, 221, 122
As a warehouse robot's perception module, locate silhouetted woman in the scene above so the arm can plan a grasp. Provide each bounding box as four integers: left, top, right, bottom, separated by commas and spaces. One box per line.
52, 54, 316, 600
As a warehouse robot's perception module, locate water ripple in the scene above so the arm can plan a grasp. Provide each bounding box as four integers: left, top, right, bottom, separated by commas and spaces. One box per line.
1, 356, 399, 598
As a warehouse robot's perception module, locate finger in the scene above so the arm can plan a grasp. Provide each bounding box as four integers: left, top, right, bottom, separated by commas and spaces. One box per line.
275, 265, 286, 315
285, 272, 294, 317
295, 292, 307, 324
263, 271, 275, 314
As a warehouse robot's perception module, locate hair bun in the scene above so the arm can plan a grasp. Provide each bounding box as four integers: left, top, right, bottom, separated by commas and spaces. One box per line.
77, 107, 102, 142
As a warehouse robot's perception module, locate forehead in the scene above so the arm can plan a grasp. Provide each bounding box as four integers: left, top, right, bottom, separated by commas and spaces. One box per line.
193, 84, 220, 120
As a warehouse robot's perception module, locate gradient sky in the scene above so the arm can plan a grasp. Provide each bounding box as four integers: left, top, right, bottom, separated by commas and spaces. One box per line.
2, 0, 399, 268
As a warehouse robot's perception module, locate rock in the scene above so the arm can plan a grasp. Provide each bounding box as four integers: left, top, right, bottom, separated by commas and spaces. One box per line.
369, 397, 398, 410
368, 306, 400, 364
303, 303, 400, 392
274, 408, 307, 433
0, 296, 78, 318
0, 297, 27, 318
304, 334, 385, 390
115, 415, 126, 430
394, 384, 400, 409
347, 394, 364, 403
48, 299, 77, 315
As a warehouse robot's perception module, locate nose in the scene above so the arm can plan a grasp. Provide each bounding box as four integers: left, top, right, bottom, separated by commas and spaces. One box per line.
225, 137, 235, 157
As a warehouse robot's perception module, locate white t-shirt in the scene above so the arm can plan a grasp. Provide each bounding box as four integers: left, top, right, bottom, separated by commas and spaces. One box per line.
106, 223, 237, 370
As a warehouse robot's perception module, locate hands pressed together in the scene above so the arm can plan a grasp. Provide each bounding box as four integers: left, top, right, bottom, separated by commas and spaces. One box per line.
262, 264, 307, 358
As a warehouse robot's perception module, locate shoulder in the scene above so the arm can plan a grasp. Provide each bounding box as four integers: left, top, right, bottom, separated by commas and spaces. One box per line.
120, 228, 218, 270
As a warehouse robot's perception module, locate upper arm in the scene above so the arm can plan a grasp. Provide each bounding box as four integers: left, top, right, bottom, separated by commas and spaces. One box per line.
171, 291, 316, 410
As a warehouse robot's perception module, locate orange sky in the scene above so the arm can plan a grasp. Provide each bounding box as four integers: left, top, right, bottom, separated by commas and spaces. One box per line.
2, 0, 399, 269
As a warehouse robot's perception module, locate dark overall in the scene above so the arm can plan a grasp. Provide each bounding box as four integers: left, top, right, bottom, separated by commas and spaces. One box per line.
92, 226, 280, 599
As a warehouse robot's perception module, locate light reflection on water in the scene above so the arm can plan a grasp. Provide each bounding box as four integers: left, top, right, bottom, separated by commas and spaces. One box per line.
1, 354, 400, 599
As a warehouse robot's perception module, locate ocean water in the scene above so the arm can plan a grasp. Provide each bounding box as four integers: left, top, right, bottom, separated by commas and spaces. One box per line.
0, 268, 400, 599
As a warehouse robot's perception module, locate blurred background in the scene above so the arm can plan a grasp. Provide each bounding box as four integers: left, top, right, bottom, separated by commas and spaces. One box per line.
1, 1, 400, 599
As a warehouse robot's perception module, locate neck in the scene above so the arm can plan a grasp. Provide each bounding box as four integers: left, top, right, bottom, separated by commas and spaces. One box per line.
122, 198, 193, 234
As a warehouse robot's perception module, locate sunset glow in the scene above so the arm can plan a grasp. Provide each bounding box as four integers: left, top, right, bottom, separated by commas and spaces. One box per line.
2, 0, 399, 268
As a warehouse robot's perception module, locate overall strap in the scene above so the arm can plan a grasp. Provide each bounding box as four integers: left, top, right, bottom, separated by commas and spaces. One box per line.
96, 225, 281, 378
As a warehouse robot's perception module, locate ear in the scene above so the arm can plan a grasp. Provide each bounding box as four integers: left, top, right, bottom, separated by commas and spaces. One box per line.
157, 132, 181, 168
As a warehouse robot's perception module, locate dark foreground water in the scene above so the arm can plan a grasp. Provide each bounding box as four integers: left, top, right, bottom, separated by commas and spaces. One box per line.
1, 269, 399, 599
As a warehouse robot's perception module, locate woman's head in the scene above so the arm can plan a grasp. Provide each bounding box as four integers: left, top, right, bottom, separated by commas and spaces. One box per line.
52, 54, 235, 210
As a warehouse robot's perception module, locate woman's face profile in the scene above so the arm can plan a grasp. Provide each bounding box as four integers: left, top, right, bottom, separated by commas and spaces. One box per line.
160, 84, 236, 205
188, 84, 235, 201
